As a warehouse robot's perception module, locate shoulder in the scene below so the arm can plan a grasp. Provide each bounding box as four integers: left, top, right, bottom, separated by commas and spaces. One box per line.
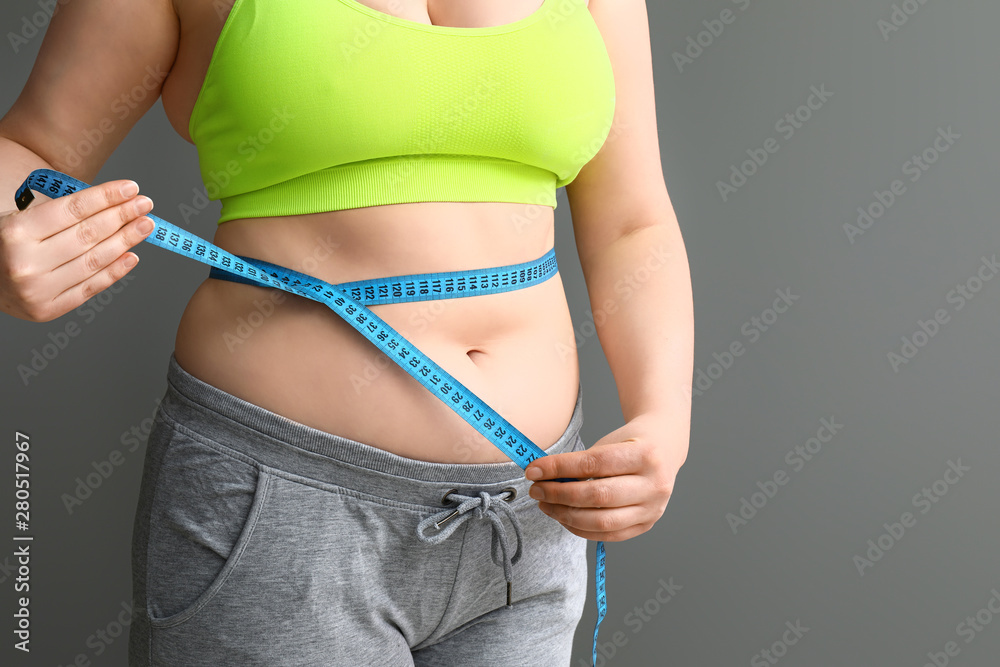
0, 0, 180, 182
566, 0, 676, 248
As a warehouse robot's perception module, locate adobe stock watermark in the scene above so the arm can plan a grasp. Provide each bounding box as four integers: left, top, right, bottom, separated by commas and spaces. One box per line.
339, 0, 403, 63
386, 76, 500, 191
578, 576, 683, 666
750, 620, 810, 667
222, 234, 341, 351
56, 600, 134, 667
556, 243, 673, 360
211, 0, 233, 18
844, 126, 959, 244
878, 0, 938, 42
179, 106, 296, 223
53, 65, 169, 173
61, 397, 161, 515
510, 114, 630, 236
7, 0, 71, 54
852, 458, 969, 576
672, 0, 759, 73
0, 554, 16, 586
726, 416, 844, 534
887, 253, 998, 373
508, 191, 559, 236
692, 287, 800, 398
338, 0, 591, 62
921, 587, 1000, 667
347, 299, 453, 394
15, 273, 136, 386
567, 104, 628, 179
450, 428, 502, 463
545, 0, 591, 28
717, 85, 833, 202
444, 396, 516, 462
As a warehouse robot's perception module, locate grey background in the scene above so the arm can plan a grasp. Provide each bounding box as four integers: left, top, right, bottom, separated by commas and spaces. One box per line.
2, 0, 999, 665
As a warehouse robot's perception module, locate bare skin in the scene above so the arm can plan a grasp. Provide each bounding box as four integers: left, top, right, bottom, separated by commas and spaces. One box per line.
1, 0, 691, 541
170, 0, 580, 463
4, 0, 580, 464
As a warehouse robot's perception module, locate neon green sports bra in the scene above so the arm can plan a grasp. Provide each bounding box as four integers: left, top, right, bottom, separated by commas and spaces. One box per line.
188, 0, 617, 224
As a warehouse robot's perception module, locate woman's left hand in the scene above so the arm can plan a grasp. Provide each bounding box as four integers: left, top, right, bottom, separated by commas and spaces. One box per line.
524, 413, 687, 542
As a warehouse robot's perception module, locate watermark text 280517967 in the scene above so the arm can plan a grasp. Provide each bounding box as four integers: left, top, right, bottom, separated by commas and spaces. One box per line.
14, 431, 33, 652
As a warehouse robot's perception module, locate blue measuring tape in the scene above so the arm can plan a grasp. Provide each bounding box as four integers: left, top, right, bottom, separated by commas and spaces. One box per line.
207, 247, 560, 305
15, 168, 607, 664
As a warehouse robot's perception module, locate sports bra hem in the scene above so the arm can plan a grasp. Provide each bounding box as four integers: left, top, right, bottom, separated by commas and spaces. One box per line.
215, 154, 560, 224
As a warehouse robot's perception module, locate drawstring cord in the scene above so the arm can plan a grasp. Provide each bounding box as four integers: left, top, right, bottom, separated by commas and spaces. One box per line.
416, 488, 522, 608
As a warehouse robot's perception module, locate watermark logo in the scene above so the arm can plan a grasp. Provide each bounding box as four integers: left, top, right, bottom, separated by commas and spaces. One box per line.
717, 85, 833, 202
852, 459, 969, 576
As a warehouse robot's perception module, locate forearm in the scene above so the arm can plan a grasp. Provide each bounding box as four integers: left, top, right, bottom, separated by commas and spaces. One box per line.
0, 135, 55, 212
580, 221, 694, 436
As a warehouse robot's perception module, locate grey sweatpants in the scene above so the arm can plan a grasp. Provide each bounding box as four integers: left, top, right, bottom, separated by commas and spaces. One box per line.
128, 353, 589, 666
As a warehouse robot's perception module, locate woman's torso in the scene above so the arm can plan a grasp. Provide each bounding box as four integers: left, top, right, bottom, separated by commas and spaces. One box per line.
159, 0, 582, 463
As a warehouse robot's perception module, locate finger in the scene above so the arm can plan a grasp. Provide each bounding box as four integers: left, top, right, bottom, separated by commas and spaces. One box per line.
559, 522, 652, 543
525, 444, 641, 482
43, 194, 154, 270
27, 179, 142, 241
538, 507, 656, 542
48, 211, 155, 288
537, 501, 648, 535
47, 250, 141, 316
530, 474, 645, 509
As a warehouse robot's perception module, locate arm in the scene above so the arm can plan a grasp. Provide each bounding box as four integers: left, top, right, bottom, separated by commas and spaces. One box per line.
1, 0, 179, 184
524, 0, 694, 541
0, 0, 179, 322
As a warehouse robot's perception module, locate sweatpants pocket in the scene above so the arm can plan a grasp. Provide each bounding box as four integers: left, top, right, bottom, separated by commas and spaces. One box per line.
143, 427, 270, 628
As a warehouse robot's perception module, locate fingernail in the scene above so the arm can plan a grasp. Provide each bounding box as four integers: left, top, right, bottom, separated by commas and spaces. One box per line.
526, 467, 542, 480
121, 181, 139, 197
137, 217, 154, 234
124, 254, 139, 268
134, 196, 153, 214
529, 485, 545, 501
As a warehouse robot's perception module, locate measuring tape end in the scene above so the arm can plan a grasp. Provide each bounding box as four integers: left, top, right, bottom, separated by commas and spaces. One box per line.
14, 186, 34, 211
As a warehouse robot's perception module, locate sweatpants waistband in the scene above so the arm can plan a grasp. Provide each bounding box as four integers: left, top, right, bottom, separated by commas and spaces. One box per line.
157, 353, 584, 508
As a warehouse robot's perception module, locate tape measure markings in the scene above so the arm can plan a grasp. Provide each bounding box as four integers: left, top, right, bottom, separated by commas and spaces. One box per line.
15, 168, 607, 666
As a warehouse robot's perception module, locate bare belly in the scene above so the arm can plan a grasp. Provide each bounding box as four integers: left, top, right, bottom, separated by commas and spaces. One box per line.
173, 200, 581, 464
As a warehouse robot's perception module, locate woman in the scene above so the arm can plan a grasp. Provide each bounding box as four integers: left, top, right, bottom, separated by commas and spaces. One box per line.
0, 0, 693, 664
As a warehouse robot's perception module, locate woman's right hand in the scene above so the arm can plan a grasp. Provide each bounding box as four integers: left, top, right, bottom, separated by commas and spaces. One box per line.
0, 178, 156, 322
